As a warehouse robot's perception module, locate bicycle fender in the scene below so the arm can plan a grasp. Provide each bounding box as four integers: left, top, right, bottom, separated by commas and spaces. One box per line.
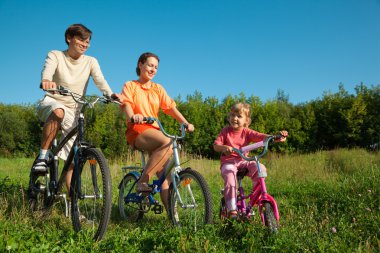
258, 193, 280, 221
118, 171, 140, 189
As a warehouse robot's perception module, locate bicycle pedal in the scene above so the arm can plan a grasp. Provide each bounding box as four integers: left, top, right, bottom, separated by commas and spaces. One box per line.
32, 170, 48, 176
152, 204, 163, 214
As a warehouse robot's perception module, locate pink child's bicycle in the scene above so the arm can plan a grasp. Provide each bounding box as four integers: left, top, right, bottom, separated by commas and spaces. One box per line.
219, 134, 285, 233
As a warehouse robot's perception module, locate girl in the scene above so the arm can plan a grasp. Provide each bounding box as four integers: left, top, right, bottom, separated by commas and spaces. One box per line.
213, 103, 288, 219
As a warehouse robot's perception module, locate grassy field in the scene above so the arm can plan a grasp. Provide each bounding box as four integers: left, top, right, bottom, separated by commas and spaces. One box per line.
0, 149, 379, 252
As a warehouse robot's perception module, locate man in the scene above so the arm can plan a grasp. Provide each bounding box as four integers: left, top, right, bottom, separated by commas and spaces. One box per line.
33, 23, 118, 190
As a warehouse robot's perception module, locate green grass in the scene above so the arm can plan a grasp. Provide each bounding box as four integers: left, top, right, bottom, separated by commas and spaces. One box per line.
0, 149, 379, 252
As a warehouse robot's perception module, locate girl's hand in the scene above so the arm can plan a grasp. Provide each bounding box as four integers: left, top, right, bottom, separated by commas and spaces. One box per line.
276, 130, 288, 142
223, 146, 233, 155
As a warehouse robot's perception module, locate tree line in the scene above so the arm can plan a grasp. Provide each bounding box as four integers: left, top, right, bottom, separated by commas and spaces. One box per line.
0, 83, 379, 159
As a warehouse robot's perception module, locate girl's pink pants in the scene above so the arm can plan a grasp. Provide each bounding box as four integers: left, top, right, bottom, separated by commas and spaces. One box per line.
221, 159, 267, 212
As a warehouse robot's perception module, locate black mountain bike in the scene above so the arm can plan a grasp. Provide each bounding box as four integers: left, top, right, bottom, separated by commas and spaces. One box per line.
28, 86, 119, 241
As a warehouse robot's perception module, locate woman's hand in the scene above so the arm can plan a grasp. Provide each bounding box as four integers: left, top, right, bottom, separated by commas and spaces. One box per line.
186, 123, 195, 132
130, 114, 144, 124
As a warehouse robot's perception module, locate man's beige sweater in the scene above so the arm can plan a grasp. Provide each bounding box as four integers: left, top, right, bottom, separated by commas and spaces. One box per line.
41, 50, 113, 109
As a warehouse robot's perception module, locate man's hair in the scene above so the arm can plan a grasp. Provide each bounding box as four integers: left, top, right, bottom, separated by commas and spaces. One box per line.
136, 52, 160, 76
229, 103, 252, 127
65, 24, 92, 45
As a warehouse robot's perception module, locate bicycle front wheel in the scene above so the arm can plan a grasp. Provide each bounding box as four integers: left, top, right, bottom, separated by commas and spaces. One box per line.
118, 173, 144, 222
168, 168, 213, 231
70, 148, 112, 241
263, 202, 279, 233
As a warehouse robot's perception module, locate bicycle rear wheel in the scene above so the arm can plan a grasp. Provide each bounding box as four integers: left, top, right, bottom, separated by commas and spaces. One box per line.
70, 148, 112, 241
118, 173, 144, 222
168, 168, 213, 231
263, 202, 279, 233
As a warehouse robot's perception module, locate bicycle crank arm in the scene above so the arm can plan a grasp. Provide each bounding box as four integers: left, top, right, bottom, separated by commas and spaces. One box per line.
180, 204, 198, 209
79, 194, 102, 199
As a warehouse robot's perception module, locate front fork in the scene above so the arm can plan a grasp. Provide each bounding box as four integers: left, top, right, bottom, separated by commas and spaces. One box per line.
171, 166, 183, 204
237, 177, 280, 223
256, 176, 280, 223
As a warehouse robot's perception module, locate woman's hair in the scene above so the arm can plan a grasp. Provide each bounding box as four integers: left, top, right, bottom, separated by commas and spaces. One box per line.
229, 103, 252, 127
65, 24, 92, 45
136, 52, 160, 76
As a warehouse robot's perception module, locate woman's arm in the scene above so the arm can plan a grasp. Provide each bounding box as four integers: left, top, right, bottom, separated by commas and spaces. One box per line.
166, 107, 194, 132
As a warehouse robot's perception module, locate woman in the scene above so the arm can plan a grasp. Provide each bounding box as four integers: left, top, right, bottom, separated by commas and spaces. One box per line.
120, 52, 194, 212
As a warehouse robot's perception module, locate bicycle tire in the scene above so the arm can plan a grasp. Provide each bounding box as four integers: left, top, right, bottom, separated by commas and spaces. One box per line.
263, 202, 279, 233
70, 148, 112, 241
118, 173, 144, 222
168, 168, 213, 231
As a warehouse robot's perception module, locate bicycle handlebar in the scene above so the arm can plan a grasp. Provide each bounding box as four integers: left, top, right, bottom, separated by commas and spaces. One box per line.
232, 134, 284, 161
44, 86, 121, 107
132, 116, 188, 140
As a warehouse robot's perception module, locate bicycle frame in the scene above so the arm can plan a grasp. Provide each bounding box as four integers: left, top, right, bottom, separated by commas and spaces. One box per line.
236, 161, 280, 223
30, 87, 118, 212
120, 117, 188, 209
119, 117, 213, 228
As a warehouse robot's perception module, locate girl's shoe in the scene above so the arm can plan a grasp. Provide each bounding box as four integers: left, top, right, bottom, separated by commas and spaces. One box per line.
228, 210, 238, 220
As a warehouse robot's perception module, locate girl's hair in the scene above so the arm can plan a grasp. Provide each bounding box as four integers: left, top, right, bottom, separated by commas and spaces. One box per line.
136, 52, 160, 76
229, 103, 252, 127
65, 24, 92, 45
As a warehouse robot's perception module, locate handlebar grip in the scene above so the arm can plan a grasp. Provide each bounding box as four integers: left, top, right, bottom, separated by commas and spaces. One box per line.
274, 133, 285, 141
130, 116, 155, 124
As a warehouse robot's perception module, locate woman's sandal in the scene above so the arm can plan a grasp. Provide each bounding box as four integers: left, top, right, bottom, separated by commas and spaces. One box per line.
136, 182, 152, 193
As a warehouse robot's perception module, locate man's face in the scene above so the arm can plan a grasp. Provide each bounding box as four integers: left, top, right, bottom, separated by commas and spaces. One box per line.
67, 36, 90, 56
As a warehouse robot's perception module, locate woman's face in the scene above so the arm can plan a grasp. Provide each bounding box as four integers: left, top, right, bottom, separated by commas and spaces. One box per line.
229, 111, 248, 131
139, 57, 159, 81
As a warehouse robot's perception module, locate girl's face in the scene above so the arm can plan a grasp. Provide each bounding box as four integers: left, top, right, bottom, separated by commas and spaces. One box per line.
229, 111, 248, 131
139, 57, 158, 81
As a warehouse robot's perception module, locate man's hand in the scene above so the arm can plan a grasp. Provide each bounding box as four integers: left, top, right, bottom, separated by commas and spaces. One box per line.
111, 93, 122, 102
40, 80, 57, 91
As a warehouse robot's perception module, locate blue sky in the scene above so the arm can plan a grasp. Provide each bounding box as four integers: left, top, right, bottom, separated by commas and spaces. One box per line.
0, 0, 379, 105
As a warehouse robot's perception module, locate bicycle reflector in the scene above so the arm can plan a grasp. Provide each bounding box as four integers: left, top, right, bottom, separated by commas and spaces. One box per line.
182, 178, 192, 187
89, 159, 97, 165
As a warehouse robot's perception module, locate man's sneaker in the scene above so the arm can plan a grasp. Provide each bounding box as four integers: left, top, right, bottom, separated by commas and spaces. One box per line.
32, 159, 48, 173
